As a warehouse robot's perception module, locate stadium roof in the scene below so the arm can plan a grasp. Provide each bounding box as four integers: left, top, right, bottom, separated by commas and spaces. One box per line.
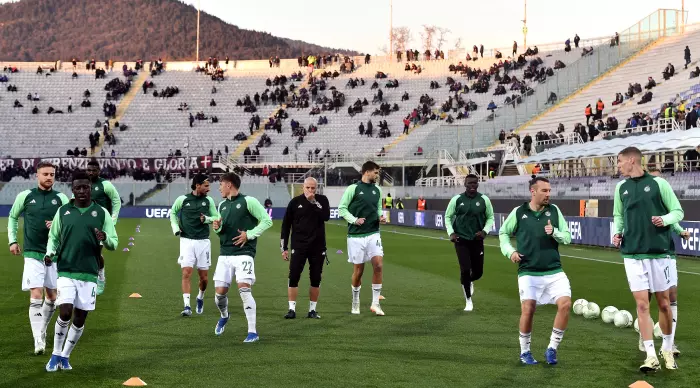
519, 128, 700, 164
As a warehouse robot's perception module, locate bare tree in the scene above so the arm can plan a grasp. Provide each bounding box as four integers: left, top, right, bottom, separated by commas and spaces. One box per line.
392, 27, 412, 53
419, 25, 436, 53
377, 45, 389, 56
454, 37, 463, 50
435, 27, 451, 50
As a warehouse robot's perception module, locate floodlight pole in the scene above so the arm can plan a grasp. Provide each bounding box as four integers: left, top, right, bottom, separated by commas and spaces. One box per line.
196, 0, 201, 63
389, 0, 393, 61
522, 0, 528, 50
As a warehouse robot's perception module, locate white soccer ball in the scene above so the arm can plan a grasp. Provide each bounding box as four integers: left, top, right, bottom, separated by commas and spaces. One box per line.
634, 318, 639, 333
614, 310, 633, 328
653, 322, 663, 339
573, 299, 588, 315
601, 306, 619, 323
583, 302, 601, 319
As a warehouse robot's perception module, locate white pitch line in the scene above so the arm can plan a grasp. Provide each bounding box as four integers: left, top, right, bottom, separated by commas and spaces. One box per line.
380, 228, 700, 277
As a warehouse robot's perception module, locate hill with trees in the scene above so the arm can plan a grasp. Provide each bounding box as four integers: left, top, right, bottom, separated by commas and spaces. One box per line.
0, 0, 358, 61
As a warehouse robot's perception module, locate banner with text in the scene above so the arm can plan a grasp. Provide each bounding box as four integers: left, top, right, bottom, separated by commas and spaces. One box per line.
0, 156, 213, 173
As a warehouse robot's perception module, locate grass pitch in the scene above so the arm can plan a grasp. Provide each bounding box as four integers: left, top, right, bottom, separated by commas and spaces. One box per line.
1, 218, 699, 388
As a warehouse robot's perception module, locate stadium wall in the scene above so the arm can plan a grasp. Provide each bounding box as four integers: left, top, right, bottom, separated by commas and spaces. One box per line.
3, 206, 699, 257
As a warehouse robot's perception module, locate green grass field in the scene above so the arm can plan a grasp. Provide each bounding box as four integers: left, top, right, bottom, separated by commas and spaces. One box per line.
1, 218, 699, 388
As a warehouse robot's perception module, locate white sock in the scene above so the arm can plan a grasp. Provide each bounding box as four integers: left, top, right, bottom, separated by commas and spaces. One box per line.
661, 334, 673, 352
643, 340, 656, 359
60, 324, 84, 358
197, 289, 205, 300
183, 293, 191, 308
29, 298, 43, 339
548, 328, 565, 350
98, 267, 105, 282
310, 301, 317, 312
671, 301, 677, 341
239, 287, 256, 333
519, 332, 531, 354
371, 284, 382, 305
41, 298, 56, 336
215, 293, 228, 318
461, 285, 468, 303
288, 301, 296, 311
352, 286, 361, 303
52, 318, 70, 356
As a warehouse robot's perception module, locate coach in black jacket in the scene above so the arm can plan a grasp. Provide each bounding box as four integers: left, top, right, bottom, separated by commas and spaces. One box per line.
281, 177, 330, 319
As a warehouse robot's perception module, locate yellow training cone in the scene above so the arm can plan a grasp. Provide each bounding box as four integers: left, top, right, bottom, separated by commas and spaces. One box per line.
129, 293, 142, 298
629, 381, 653, 388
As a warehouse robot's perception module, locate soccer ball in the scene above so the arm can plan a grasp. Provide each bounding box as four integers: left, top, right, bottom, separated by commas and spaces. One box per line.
601, 306, 619, 323
653, 322, 663, 339
573, 299, 588, 315
614, 310, 633, 328
583, 302, 600, 319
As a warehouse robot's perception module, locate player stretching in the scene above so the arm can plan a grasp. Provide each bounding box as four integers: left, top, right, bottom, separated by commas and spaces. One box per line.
45, 172, 118, 371
445, 174, 494, 311
499, 176, 572, 365
211, 173, 272, 341
8, 162, 69, 355
86, 161, 121, 295
170, 174, 219, 317
338, 161, 386, 316
614, 147, 684, 372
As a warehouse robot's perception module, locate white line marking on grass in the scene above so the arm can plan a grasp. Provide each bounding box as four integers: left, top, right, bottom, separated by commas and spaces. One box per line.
381, 228, 700, 277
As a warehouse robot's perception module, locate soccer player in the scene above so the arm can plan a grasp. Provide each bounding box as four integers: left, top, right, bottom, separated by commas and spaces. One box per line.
637, 223, 686, 356
281, 177, 330, 319
445, 174, 494, 311
211, 173, 272, 341
45, 172, 118, 371
338, 161, 386, 316
614, 147, 684, 372
499, 176, 572, 366
647, 169, 683, 357
8, 162, 69, 355
170, 174, 220, 317
86, 160, 121, 295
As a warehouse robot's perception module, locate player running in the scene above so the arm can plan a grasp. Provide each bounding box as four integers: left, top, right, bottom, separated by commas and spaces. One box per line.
499, 176, 572, 366
170, 174, 219, 317
86, 160, 121, 295
8, 162, 69, 355
614, 147, 684, 372
338, 161, 386, 316
211, 173, 272, 342
445, 174, 494, 311
281, 177, 331, 319
45, 172, 118, 371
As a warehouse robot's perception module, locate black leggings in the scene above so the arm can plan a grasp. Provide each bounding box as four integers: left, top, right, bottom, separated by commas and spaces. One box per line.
288, 248, 325, 288
454, 239, 485, 298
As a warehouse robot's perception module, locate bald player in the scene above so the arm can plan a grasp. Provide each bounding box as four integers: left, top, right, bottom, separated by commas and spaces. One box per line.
281, 178, 331, 319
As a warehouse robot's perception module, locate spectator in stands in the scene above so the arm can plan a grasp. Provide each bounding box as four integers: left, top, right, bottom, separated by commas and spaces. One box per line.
686, 106, 698, 129
645, 77, 657, 90
691, 66, 700, 79
80, 148, 87, 156
638, 91, 653, 105
189, 113, 194, 127
13, 99, 23, 108
32, 106, 39, 114
512, 41, 518, 56
523, 133, 532, 156
499, 129, 506, 144
574, 34, 580, 48
585, 104, 593, 125
365, 54, 371, 64
67, 97, 73, 113
210, 99, 217, 107
685, 46, 692, 69
662, 63, 675, 80
612, 93, 624, 106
